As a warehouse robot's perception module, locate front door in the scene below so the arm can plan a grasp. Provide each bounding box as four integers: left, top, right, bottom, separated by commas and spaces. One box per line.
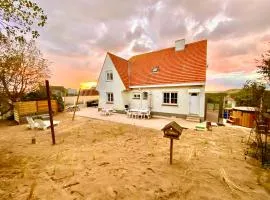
189, 93, 200, 115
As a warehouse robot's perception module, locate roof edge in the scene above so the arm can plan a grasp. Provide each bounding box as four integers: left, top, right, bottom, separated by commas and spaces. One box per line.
129, 82, 205, 89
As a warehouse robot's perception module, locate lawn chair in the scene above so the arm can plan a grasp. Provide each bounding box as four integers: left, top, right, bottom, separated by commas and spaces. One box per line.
101, 108, 113, 116
34, 119, 60, 130
145, 110, 151, 119
138, 111, 145, 119
132, 111, 139, 119
26, 116, 38, 129
126, 110, 132, 118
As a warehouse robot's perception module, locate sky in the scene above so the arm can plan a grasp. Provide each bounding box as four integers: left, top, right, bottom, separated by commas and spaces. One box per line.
35, 0, 270, 91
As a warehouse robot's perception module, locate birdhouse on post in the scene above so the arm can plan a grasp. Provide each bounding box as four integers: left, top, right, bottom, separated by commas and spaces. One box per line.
161, 121, 186, 164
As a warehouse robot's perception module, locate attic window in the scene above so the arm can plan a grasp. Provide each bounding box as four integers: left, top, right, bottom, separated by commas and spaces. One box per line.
152, 66, 159, 73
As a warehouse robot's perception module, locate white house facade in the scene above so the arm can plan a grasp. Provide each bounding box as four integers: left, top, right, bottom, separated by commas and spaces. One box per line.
96, 39, 207, 121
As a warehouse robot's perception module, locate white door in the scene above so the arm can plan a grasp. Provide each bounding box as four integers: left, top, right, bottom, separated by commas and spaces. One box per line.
189, 93, 200, 115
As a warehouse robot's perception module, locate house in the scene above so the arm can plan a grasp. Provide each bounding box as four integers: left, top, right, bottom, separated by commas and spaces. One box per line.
80, 88, 99, 96
40, 85, 66, 97
224, 95, 236, 108
67, 88, 78, 96
96, 39, 207, 121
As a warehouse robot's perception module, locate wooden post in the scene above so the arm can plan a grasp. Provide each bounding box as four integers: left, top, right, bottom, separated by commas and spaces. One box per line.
72, 88, 81, 121
45, 80, 56, 145
170, 138, 173, 165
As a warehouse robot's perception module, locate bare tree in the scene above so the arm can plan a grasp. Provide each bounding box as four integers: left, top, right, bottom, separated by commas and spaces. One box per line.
0, 35, 49, 113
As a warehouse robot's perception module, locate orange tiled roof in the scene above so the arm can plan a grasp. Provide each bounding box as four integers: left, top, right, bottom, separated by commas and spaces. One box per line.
108, 40, 207, 88
107, 52, 129, 89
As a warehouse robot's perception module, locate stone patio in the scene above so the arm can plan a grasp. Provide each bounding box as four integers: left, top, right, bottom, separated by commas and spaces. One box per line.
74, 107, 198, 130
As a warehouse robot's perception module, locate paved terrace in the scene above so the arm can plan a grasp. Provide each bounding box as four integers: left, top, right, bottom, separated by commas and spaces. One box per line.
74, 107, 198, 130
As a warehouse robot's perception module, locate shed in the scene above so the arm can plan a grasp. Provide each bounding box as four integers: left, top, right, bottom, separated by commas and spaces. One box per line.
231, 107, 257, 128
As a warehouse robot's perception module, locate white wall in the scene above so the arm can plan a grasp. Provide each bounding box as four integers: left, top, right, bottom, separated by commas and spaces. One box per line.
96, 55, 126, 110
129, 86, 205, 117
63, 96, 99, 105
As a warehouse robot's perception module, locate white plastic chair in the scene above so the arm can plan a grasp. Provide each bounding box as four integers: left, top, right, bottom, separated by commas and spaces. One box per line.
132, 112, 138, 119
145, 111, 151, 119
26, 116, 38, 129
126, 110, 132, 118
34, 119, 60, 130
138, 111, 145, 119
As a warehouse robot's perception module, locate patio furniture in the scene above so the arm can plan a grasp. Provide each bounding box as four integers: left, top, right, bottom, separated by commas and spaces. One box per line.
128, 109, 151, 119
145, 110, 151, 119
126, 110, 132, 118
101, 108, 113, 116
26, 116, 39, 130
26, 117, 60, 130
132, 111, 139, 119
34, 119, 60, 130
138, 111, 144, 119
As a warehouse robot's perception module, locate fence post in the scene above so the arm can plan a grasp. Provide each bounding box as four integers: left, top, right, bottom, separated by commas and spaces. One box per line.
45, 80, 56, 145
72, 88, 81, 121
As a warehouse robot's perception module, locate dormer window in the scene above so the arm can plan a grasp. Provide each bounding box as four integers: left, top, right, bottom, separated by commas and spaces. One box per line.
152, 66, 159, 73
106, 70, 113, 81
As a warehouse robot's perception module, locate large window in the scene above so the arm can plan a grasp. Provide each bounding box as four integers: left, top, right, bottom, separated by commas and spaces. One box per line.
106, 71, 113, 81
163, 92, 178, 105
107, 92, 114, 103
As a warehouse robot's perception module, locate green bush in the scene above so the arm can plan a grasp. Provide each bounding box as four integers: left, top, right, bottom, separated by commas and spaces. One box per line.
22, 91, 65, 112
52, 94, 65, 112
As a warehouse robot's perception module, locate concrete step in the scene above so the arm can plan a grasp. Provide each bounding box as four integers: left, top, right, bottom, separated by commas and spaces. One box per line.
186, 115, 201, 123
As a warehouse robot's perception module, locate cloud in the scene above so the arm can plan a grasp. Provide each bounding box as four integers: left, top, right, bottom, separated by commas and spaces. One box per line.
132, 41, 152, 52
196, 0, 270, 40
206, 70, 262, 91
34, 0, 270, 90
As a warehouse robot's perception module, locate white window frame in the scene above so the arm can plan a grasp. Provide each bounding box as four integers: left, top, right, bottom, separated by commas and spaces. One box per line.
106, 70, 113, 81
162, 92, 178, 105
133, 93, 140, 99
106, 92, 114, 103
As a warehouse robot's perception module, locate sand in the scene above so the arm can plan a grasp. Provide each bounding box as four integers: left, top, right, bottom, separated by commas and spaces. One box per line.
0, 113, 269, 200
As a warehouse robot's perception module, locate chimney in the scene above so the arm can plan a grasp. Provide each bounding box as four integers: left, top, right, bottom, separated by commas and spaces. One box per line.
175, 39, 185, 51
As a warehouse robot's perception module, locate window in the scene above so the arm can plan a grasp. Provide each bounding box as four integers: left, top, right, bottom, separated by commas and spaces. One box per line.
107, 92, 114, 103
143, 92, 148, 100
152, 66, 160, 73
163, 92, 178, 105
133, 93, 140, 99
106, 71, 113, 81
171, 93, 178, 104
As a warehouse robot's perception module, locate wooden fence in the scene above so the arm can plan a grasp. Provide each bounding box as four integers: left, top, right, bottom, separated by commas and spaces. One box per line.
14, 100, 58, 123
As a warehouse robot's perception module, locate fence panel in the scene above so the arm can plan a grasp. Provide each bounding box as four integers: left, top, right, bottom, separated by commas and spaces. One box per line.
14, 100, 58, 123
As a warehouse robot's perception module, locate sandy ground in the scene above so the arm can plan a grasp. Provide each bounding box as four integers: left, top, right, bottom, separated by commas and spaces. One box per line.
0, 113, 269, 200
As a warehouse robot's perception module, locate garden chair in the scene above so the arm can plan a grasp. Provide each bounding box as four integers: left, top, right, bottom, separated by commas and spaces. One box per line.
34, 119, 60, 130
145, 110, 151, 119
132, 111, 139, 119
126, 110, 132, 118
101, 108, 113, 116
138, 111, 145, 119
26, 116, 39, 130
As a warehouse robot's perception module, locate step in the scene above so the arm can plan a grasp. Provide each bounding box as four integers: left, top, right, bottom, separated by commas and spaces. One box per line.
186, 115, 201, 123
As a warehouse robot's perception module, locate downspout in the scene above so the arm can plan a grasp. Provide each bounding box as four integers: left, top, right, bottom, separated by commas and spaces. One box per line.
139, 88, 142, 109
128, 60, 131, 109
